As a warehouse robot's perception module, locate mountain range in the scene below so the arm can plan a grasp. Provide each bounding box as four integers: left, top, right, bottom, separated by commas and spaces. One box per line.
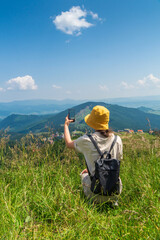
0, 100, 80, 119
0, 101, 160, 135
0, 95, 160, 119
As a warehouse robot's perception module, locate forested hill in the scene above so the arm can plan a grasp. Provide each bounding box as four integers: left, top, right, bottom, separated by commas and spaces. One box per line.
48, 102, 160, 131
0, 101, 160, 133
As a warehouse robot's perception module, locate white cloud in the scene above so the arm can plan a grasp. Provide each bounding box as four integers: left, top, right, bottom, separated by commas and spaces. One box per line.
7, 75, 37, 90
89, 11, 99, 20
53, 6, 100, 36
66, 90, 71, 94
0, 87, 4, 91
137, 79, 146, 86
120, 74, 160, 92
99, 85, 108, 91
148, 74, 160, 84
52, 84, 62, 89
137, 74, 160, 88
121, 81, 135, 89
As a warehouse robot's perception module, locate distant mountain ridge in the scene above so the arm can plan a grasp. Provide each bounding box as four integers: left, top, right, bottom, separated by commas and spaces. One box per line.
0, 101, 160, 134
0, 95, 160, 119
0, 100, 82, 119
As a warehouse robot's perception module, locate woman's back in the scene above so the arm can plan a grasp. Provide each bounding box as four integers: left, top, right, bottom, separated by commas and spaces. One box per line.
74, 132, 123, 176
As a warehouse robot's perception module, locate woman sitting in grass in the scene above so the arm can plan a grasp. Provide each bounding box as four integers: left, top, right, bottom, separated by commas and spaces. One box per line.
64, 105, 123, 205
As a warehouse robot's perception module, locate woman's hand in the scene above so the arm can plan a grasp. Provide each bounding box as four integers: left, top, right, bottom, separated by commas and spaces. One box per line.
81, 169, 88, 174
65, 115, 74, 126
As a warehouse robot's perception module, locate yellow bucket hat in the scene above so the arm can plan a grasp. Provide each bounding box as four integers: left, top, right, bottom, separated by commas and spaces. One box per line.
84, 105, 110, 130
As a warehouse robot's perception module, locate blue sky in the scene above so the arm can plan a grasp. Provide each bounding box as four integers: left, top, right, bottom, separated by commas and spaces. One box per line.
0, 0, 160, 102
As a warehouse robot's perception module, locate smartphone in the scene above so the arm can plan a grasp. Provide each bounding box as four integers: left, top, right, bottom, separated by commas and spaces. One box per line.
68, 109, 75, 122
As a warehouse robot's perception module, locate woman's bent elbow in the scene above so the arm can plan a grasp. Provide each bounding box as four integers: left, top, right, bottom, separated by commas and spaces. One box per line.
66, 141, 75, 149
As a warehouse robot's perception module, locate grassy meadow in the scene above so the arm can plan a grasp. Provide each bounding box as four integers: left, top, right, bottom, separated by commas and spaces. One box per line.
0, 133, 160, 239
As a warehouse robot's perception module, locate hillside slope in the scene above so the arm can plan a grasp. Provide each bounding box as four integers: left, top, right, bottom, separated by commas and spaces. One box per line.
0, 133, 159, 239
0, 114, 52, 133
45, 102, 160, 131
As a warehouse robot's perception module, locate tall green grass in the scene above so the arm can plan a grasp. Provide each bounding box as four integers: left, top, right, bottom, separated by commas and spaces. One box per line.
0, 133, 160, 239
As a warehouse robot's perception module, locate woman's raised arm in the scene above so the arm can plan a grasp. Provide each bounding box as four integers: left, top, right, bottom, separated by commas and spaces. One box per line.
64, 116, 75, 149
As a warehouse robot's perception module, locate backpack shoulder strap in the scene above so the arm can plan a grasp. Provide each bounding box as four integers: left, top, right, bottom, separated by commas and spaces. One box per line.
88, 134, 102, 156
88, 134, 118, 156
108, 135, 117, 154
86, 135, 118, 178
